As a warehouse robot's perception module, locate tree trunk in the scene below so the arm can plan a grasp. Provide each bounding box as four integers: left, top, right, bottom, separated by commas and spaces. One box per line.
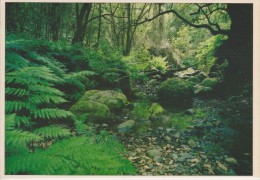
72, 3, 92, 44
124, 3, 131, 56
214, 4, 253, 85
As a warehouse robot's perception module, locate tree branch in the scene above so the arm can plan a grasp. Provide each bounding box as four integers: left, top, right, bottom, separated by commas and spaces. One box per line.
135, 8, 230, 36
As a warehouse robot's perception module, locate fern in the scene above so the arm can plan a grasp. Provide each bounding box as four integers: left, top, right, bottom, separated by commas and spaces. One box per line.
6, 66, 72, 127
5, 114, 42, 153
33, 125, 71, 140
5, 136, 137, 175
5, 50, 29, 72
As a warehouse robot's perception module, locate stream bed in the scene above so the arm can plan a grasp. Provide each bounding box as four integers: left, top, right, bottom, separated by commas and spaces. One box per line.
110, 97, 252, 175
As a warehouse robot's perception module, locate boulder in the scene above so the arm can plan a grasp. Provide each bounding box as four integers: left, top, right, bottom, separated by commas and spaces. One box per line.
194, 84, 213, 95
117, 120, 135, 133
80, 90, 128, 111
70, 101, 111, 123
158, 78, 194, 105
201, 78, 218, 88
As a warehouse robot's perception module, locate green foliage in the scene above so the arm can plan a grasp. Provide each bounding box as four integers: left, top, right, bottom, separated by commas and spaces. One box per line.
148, 56, 169, 74
158, 78, 194, 105
6, 136, 137, 175
6, 66, 73, 127
149, 103, 164, 118
132, 101, 164, 120
33, 125, 71, 140
196, 35, 227, 73
132, 101, 151, 120
168, 112, 193, 130
5, 114, 43, 155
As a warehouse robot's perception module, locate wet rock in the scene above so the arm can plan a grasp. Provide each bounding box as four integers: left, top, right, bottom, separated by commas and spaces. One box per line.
147, 149, 162, 161
225, 157, 238, 165
117, 120, 135, 133
188, 139, 197, 148
177, 153, 194, 162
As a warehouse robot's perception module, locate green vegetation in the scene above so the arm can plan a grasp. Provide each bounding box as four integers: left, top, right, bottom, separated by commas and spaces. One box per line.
4, 2, 252, 175
158, 78, 194, 105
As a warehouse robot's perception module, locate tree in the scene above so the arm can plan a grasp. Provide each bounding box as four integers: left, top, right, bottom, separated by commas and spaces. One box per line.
72, 3, 92, 44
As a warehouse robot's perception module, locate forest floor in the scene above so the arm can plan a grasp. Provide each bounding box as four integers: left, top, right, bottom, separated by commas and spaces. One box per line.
113, 98, 235, 175
94, 80, 252, 176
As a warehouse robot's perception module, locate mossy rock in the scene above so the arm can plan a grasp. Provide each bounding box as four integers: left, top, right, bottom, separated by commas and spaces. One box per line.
158, 78, 194, 105
70, 101, 111, 123
194, 84, 213, 95
188, 76, 202, 84
201, 78, 218, 88
80, 90, 128, 111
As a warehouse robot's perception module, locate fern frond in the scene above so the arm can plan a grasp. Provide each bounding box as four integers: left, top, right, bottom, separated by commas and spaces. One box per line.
5, 154, 76, 175
5, 87, 29, 97
34, 125, 71, 139
30, 95, 67, 105
28, 52, 66, 78
33, 108, 73, 120
29, 85, 64, 96
5, 114, 16, 130
6, 130, 43, 147
5, 101, 29, 113
5, 51, 29, 72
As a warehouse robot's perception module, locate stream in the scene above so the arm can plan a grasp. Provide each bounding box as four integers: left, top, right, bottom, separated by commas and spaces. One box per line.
106, 97, 252, 175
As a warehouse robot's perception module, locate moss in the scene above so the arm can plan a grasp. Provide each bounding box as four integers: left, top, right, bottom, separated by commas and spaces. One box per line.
188, 76, 201, 84
80, 90, 128, 111
158, 78, 194, 105
70, 101, 110, 123
201, 78, 218, 88
194, 84, 213, 95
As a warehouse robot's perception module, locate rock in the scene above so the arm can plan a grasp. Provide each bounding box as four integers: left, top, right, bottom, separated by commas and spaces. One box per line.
185, 109, 195, 115
147, 149, 162, 161
164, 136, 171, 142
177, 153, 194, 162
196, 71, 208, 81
166, 128, 175, 133
70, 101, 111, 123
175, 68, 200, 78
171, 153, 178, 159
200, 78, 218, 88
158, 78, 194, 106
225, 157, 238, 165
174, 132, 180, 139
194, 84, 213, 95
80, 90, 128, 111
117, 120, 135, 133
188, 76, 201, 84
208, 72, 219, 78
188, 139, 197, 148
200, 154, 207, 159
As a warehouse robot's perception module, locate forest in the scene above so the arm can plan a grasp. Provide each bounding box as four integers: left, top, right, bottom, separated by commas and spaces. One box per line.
5, 3, 253, 175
